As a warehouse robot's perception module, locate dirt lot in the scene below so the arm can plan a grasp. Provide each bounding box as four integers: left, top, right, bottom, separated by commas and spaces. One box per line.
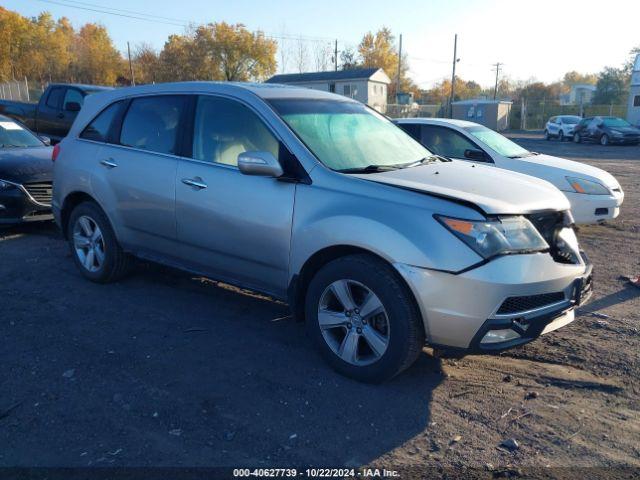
1, 133, 639, 478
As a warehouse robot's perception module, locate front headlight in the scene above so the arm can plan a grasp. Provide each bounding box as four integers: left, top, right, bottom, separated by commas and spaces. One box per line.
566, 177, 610, 195
436, 215, 549, 259
0, 179, 18, 191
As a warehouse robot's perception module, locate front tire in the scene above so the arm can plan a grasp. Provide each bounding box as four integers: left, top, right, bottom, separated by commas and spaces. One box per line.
67, 201, 132, 283
305, 254, 425, 383
558, 130, 565, 142
600, 134, 609, 146
544, 130, 550, 141
573, 132, 582, 143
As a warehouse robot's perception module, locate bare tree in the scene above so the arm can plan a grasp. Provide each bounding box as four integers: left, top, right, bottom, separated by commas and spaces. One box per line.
293, 37, 309, 73
313, 42, 332, 72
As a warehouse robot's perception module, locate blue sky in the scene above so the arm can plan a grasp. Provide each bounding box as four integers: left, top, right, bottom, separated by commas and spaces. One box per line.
7, 0, 640, 88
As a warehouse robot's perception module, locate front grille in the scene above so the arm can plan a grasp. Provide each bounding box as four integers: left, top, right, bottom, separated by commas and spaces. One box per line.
23, 182, 53, 205
497, 292, 566, 315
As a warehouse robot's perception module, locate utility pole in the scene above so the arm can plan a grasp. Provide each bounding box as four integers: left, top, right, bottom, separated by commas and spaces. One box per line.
492, 62, 502, 100
334, 39, 338, 71
396, 33, 403, 103
127, 41, 135, 86
449, 34, 459, 118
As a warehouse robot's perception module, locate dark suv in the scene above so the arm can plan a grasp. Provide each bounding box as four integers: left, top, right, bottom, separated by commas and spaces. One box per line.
573, 116, 640, 145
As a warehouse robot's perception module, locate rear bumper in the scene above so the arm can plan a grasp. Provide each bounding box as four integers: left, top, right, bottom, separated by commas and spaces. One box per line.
394, 253, 591, 351
565, 190, 624, 224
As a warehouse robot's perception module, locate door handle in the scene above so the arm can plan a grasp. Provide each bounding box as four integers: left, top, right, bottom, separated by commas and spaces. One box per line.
100, 159, 118, 169
182, 178, 207, 190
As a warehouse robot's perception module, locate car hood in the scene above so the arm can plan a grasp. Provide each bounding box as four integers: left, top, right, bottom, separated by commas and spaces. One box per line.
0, 146, 53, 184
608, 126, 640, 134
507, 153, 620, 190
353, 160, 570, 215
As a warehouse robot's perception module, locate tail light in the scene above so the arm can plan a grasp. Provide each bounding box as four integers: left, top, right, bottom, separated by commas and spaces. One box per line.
52, 143, 61, 162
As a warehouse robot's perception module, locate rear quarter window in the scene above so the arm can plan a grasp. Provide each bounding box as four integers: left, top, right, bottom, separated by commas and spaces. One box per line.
80, 101, 126, 142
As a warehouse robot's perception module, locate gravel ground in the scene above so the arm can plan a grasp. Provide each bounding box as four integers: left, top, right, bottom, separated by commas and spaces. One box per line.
0, 133, 638, 478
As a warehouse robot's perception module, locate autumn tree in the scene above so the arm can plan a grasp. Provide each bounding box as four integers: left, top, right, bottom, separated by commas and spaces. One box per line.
593, 67, 628, 104
132, 43, 160, 84
563, 71, 597, 86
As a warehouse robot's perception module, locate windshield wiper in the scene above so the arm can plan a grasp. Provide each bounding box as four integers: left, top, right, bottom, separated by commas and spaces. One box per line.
508, 152, 535, 159
400, 154, 450, 168
338, 164, 400, 174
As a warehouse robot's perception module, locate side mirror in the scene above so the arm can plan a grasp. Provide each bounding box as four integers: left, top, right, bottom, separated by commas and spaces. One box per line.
39, 135, 51, 146
238, 151, 283, 178
65, 101, 81, 112
464, 149, 488, 161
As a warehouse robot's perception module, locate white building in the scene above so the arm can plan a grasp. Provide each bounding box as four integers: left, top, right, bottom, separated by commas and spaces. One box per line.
627, 54, 640, 127
266, 68, 391, 112
559, 84, 597, 105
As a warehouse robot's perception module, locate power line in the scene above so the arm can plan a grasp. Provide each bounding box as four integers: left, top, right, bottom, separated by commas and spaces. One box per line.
34, 0, 346, 44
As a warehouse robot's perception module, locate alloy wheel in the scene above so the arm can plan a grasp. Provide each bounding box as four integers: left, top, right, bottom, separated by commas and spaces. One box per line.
72, 215, 105, 273
317, 279, 390, 366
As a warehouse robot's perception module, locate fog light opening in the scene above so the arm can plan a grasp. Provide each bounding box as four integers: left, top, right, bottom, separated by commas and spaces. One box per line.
480, 328, 521, 344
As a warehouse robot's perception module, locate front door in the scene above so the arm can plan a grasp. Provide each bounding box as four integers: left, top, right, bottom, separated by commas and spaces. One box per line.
176, 95, 296, 297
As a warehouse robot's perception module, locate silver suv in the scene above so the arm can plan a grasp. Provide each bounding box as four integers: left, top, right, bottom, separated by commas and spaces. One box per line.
52, 83, 592, 382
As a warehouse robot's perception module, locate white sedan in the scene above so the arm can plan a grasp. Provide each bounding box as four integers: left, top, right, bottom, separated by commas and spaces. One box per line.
544, 115, 581, 141
395, 118, 624, 224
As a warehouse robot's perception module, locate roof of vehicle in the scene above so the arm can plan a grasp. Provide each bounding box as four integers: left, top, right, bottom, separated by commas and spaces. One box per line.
394, 117, 481, 129
81, 81, 358, 102
48, 83, 113, 92
451, 99, 512, 105
266, 67, 384, 84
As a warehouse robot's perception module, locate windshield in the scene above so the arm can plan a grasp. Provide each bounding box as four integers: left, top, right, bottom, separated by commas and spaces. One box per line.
602, 117, 631, 128
0, 119, 43, 148
466, 125, 530, 158
561, 116, 580, 124
268, 99, 431, 171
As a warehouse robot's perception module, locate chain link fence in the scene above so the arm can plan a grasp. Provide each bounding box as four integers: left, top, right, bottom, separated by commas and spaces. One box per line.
0, 79, 48, 103
384, 104, 444, 119
509, 101, 628, 130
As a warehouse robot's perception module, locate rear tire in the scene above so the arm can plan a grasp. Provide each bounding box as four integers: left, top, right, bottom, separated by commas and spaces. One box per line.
67, 201, 132, 283
305, 254, 425, 383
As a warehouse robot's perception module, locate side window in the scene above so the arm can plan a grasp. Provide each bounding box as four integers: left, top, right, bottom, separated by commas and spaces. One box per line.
397, 123, 421, 142
45, 87, 65, 109
421, 126, 478, 159
120, 96, 187, 155
634, 95, 640, 107
63, 89, 84, 110
191, 95, 279, 167
80, 101, 125, 142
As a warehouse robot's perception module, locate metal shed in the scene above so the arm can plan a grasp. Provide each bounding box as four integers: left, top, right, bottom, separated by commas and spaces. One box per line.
627, 54, 640, 127
451, 99, 512, 131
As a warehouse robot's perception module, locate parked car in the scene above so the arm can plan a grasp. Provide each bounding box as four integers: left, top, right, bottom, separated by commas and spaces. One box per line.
544, 115, 581, 141
53, 83, 592, 382
573, 116, 640, 145
0, 83, 112, 144
395, 118, 624, 225
0, 115, 53, 224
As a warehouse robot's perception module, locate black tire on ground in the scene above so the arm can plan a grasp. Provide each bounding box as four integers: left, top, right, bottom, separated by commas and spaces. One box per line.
544, 130, 550, 141
600, 134, 609, 146
305, 254, 425, 383
67, 201, 132, 283
573, 132, 582, 143
558, 130, 564, 142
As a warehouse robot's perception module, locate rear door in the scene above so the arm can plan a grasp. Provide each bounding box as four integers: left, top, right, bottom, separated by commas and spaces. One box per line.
175, 94, 296, 296
91, 94, 188, 257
